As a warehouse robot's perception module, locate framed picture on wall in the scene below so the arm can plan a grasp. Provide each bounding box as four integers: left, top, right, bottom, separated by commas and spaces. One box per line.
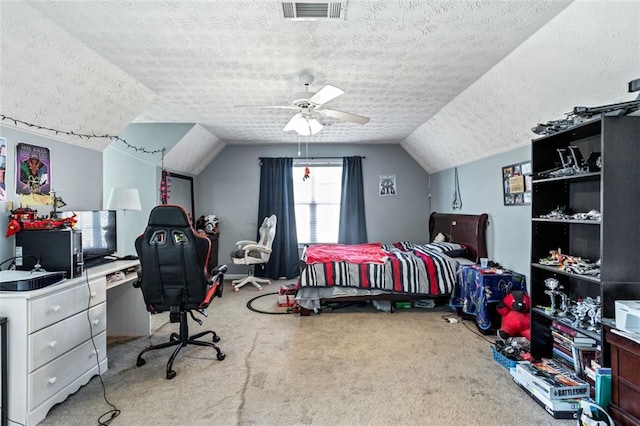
16, 142, 51, 196
379, 174, 396, 196
502, 161, 531, 206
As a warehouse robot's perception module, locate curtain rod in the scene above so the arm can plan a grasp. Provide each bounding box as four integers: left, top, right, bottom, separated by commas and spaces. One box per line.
259, 156, 365, 160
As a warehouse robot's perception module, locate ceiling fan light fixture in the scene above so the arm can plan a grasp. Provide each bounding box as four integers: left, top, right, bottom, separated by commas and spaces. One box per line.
294, 117, 312, 136
308, 118, 323, 134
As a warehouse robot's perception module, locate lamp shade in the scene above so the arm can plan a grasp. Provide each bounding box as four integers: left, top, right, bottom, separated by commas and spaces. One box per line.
107, 187, 142, 211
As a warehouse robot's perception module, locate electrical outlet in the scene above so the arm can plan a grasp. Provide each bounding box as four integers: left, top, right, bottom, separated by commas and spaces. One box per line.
15, 246, 23, 266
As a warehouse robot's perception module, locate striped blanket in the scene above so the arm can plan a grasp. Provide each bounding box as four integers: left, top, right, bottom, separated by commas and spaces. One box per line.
299, 243, 459, 296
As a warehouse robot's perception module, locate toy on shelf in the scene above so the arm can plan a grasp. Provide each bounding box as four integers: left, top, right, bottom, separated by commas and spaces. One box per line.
5, 206, 76, 237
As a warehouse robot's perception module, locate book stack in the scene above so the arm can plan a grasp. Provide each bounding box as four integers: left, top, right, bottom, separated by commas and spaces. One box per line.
511, 359, 590, 419
550, 320, 600, 393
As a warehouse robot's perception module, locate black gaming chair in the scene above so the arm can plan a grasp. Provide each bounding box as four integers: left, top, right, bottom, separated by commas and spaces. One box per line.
134, 204, 227, 379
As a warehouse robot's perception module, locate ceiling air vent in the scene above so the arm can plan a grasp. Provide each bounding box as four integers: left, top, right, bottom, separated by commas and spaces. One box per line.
282, 2, 346, 20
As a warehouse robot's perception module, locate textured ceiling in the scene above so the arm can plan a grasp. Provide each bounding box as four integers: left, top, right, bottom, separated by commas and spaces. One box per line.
2, 1, 638, 174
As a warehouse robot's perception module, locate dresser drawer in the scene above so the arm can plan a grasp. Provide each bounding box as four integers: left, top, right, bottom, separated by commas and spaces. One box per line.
29, 331, 106, 409
618, 379, 640, 420
28, 277, 105, 333
29, 303, 106, 372
88, 276, 107, 307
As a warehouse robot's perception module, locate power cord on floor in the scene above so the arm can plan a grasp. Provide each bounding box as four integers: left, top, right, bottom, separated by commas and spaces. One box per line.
246, 292, 298, 315
442, 312, 498, 344
83, 272, 121, 425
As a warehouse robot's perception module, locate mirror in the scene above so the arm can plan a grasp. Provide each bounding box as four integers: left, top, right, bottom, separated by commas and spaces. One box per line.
166, 172, 194, 222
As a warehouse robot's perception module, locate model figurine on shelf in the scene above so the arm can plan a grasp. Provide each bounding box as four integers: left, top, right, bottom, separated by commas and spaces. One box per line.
5, 206, 76, 237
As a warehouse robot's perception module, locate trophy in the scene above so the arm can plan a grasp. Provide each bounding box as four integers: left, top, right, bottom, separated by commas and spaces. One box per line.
543, 278, 563, 315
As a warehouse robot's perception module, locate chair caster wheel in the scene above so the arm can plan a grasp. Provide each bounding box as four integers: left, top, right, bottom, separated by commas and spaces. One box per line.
213, 335, 221, 343
136, 358, 146, 367
257, 287, 263, 291
217, 352, 226, 361
234, 287, 240, 292
167, 370, 176, 380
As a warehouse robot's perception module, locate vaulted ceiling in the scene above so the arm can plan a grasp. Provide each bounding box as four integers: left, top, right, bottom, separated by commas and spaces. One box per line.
1, 1, 638, 174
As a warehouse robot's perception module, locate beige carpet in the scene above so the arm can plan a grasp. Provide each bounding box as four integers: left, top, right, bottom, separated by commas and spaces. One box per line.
40, 280, 574, 426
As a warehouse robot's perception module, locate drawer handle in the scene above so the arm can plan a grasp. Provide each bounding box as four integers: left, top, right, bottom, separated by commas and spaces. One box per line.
90, 349, 100, 357
50, 305, 61, 313
48, 340, 57, 348
92, 319, 100, 325
48, 377, 57, 385
90, 291, 97, 298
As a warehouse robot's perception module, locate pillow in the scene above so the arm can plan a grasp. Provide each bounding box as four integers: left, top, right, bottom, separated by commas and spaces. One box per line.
384, 241, 415, 251
419, 242, 468, 258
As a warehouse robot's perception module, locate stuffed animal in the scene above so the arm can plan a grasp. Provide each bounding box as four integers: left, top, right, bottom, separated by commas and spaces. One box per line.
496, 290, 531, 341
195, 214, 219, 234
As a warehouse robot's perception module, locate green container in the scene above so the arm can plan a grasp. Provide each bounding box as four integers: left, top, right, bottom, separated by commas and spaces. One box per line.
394, 301, 412, 309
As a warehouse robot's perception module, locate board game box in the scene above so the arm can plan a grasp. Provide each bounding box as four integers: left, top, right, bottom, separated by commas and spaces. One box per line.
510, 364, 582, 419
514, 359, 590, 400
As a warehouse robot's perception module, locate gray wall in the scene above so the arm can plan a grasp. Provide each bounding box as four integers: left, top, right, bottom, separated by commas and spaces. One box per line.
429, 145, 532, 284
196, 143, 430, 275
0, 125, 103, 262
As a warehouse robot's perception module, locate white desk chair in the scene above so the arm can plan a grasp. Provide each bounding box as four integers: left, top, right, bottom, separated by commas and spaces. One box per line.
230, 215, 277, 291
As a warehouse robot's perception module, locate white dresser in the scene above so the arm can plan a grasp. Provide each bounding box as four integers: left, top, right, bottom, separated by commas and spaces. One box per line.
0, 260, 140, 426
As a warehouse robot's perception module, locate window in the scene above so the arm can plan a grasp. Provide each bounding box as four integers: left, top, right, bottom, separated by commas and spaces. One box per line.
293, 160, 342, 244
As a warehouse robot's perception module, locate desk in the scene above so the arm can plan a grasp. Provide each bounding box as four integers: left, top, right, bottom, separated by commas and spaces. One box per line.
0, 259, 142, 426
100, 260, 150, 337
450, 265, 527, 331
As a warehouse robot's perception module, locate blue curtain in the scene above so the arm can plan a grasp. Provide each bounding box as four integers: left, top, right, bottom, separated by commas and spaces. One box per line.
338, 156, 367, 244
257, 157, 300, 279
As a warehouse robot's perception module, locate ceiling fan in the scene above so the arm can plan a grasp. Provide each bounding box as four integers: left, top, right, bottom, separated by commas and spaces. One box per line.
240, 74, 370, 136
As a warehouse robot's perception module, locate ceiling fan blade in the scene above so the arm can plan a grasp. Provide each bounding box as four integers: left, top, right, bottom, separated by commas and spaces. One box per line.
283, 113, 303, 132
309, 85, 344, 105
319, 109, 370, 125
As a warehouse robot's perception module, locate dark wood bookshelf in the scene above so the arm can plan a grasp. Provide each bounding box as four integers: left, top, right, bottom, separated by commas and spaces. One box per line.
529, 116, 640, 361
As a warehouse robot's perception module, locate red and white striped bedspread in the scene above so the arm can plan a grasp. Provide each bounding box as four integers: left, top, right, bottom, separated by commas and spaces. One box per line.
299, 244, 458, 296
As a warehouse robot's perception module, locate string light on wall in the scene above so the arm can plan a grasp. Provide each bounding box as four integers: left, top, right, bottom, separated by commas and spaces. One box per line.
0, 114, 165, 155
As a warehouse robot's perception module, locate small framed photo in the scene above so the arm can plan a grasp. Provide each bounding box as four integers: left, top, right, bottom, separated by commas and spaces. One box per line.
379, 174, 396, 197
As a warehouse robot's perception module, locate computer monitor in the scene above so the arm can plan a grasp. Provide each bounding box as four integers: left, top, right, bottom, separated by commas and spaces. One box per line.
75, 210, 117, 265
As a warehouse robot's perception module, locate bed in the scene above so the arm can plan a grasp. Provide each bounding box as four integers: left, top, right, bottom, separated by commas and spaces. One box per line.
296, 212, 489, 315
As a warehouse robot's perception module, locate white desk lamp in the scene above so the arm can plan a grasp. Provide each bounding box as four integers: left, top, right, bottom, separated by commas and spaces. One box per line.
106, 187, 141, 256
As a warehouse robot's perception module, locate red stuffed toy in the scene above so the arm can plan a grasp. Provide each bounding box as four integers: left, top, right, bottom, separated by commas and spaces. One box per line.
496, 290, 531, 341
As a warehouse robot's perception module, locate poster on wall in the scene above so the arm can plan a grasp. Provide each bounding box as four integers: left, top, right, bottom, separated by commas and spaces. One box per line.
0, 137, 6, 201
502, 161, 531, 206
379, 174, 396, 196
16, 142, 51, 195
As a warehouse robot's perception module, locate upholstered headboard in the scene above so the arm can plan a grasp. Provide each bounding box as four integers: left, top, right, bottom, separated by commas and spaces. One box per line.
428, 212, 488, 263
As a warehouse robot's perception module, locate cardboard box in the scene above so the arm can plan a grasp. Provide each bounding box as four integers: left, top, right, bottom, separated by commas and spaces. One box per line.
514, 359, 590, 400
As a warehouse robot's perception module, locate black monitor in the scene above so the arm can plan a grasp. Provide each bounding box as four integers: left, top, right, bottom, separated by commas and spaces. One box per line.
75, 210, 117, 265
